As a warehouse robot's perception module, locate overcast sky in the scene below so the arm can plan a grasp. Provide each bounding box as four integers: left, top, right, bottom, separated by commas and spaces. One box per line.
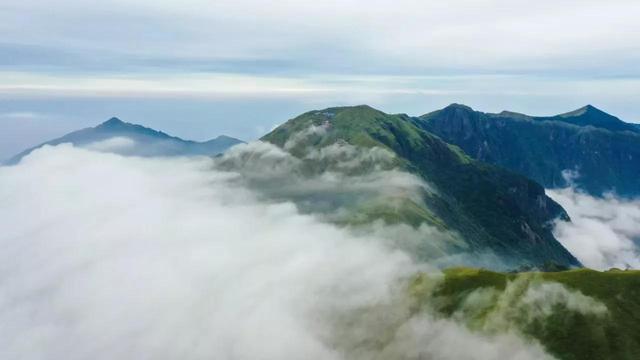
1, 0, 639, 159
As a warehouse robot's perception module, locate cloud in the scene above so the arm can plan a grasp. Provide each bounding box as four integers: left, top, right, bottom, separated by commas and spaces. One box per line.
1, 0, 640, 125
0, 143, 554, 359
0, 111, 46, 120
379, 314, 553, 360
2, 0, 639, 76
85, 136, 137, 152
415, 274, 610, 355
214, 140, 451, 246
215, 139, 484, 265
547, 186, 640, 270
457, 275, 607, 332
215, 140, 428, 205
284, 123, 328, 150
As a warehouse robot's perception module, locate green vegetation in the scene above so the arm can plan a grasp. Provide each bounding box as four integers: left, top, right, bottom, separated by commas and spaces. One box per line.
418, 104, 640, 197
260, 104, 640, 358
262, 105, 579, 269
411, 268, 640, 360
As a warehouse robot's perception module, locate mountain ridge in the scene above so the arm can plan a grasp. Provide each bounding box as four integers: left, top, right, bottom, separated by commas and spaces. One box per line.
6, 117, 244, 164
261, 105, 579, 270
416, 104, 640, 197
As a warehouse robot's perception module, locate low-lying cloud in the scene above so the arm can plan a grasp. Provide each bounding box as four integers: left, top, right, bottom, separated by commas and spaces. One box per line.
456, 275, 607, 332
85, 136, 137, 152
548, 186, 640, 270
212, 140, 477, 264
0, 143, 555, 359
214, 140, 433, 223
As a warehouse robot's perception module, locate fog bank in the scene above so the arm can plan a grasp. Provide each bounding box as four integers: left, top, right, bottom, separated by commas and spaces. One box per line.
548, 187, 640, 270
0, 144, 554, 359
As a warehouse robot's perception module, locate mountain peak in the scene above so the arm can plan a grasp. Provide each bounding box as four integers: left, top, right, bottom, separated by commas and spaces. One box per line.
443, 103, 474, 112
321, 104, 380, 114
560, 104, 605, 118
262, 105, 579, 269
99, 117, 127, 128
417, 104, 475, 121
552, 105, 638, 132
7, 116, 243, 164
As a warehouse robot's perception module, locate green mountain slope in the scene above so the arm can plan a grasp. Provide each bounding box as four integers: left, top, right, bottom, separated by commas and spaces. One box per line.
411, 268, 640, 360
416, 104, 640, 197
261, 105, 579, 269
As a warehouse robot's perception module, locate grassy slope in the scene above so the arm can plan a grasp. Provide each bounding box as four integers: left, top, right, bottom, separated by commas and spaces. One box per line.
412, 268, 640, 360
263, 105, 578, 269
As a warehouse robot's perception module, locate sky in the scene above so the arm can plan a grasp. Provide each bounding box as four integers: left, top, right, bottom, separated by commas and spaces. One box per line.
1, 0, 640, 159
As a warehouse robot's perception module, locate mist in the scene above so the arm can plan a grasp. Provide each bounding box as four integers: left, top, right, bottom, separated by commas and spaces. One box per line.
0, 143, 561, 359
548, 186, 640, 270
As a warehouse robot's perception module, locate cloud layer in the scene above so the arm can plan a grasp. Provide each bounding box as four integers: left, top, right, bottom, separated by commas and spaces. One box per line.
0, 144, 555, 359
548, 187, 640, 270
3, 0, 639, 77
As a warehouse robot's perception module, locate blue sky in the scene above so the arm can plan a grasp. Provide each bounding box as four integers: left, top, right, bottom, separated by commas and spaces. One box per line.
1, 0, 639, 159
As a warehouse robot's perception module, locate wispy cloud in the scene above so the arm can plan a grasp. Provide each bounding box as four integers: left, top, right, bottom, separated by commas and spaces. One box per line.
3, 0, 639, 77
548, 187, 640, 270
0, 111, 47, 120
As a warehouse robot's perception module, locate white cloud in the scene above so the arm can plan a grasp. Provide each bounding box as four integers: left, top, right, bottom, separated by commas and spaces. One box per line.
457, 275, 607, 331
214, 140, 437, 229
85, 137, 137, 152
0, 144, 553, 359
1, 0, 639, 115
379, 314, 553, 360
548, 187, 640, 270
4, 0, 639, 73
0, 111, 45, 120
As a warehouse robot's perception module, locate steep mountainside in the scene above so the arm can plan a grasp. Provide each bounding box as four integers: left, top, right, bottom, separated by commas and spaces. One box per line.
6, 117, 243, 164
416, 104, 640, 197
261, 105, 579, 270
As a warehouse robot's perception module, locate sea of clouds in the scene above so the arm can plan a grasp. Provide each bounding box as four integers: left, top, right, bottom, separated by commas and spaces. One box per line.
0, 142, 566, 359
3, 139, 631, 359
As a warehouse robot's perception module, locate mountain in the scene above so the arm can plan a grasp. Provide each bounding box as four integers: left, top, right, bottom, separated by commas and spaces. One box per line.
415, 104, 640, 197
260, 105, 579, 270
552, 104, 638, 132
6, 117, 243, 164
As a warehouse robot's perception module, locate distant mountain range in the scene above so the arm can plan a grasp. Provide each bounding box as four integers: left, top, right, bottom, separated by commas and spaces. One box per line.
6, 117, 243, 164
415, 104, 640, 197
